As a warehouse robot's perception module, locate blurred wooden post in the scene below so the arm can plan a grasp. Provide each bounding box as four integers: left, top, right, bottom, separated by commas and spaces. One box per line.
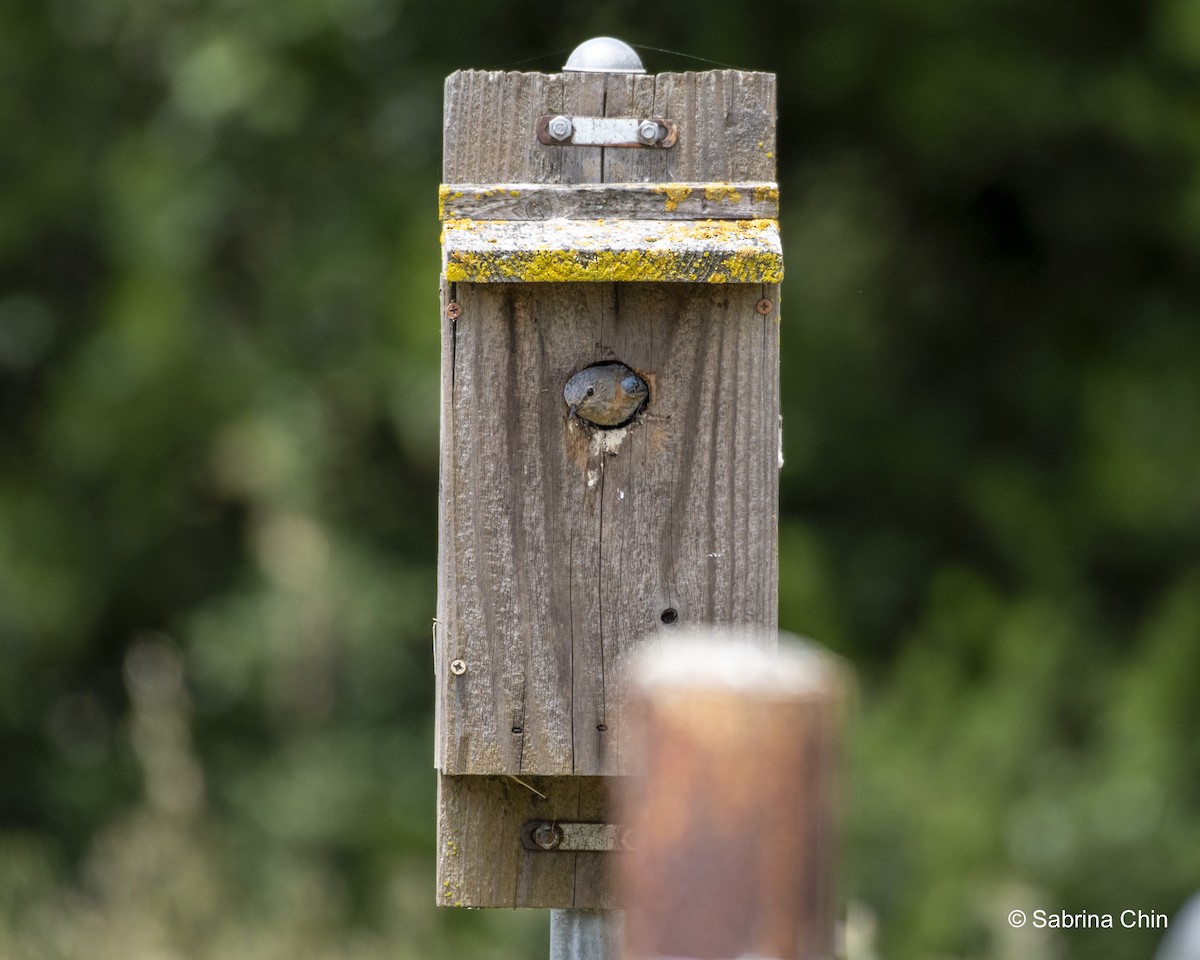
620, 632, 844, 960
434, 36, 782, 941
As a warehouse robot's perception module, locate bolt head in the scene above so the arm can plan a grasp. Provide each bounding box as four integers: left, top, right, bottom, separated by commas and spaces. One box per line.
637, 119, 661, 144
548, 115, 573, 141
532, 824, 562, 849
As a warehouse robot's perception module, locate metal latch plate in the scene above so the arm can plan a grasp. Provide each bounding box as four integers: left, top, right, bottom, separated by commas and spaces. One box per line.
536, 115, 678, 148
520, 820, 631, 852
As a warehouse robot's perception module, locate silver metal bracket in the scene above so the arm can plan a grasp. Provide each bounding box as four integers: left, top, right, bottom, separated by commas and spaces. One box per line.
521, 821, 632, 852
536, 115, 678, 148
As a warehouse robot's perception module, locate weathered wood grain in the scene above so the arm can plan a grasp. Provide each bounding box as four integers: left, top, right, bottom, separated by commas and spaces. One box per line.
438, 775, 618, 909
659, 71, 779, 182
442, 70, 777, 186
442, 71, 565, 183
439, 182, 780, 221
561, 72, 606, 184
601, 72, 667, 183
439, 282, 779, 776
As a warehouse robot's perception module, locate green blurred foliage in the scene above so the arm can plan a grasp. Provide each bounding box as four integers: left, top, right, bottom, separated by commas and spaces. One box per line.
1, 0, 1198, 957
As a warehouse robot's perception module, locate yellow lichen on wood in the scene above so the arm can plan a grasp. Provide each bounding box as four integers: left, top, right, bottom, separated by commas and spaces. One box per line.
704, 184, 744, 204
437, 186, 465, 221
753, 184, 779, 204
444, 247, 782, 284
442, 218, 783, 283
654, 184, 694, 212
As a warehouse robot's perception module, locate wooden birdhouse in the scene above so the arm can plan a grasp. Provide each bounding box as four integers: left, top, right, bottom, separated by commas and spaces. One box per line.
435, 38, 782, 909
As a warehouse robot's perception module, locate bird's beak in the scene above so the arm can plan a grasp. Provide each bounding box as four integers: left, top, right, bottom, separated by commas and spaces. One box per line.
567, 404, 578, 420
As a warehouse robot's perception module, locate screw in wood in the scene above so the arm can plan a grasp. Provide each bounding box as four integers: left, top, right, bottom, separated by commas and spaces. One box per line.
449, 659, 467, 675
445, 301, 462, 320
755, 298, 773, 315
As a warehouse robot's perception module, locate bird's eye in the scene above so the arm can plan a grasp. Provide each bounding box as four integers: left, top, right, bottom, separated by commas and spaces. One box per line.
586, 387, 595, 397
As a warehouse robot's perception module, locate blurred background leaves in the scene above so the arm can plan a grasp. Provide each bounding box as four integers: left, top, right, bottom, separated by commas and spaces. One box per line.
1, 0, 1197, 957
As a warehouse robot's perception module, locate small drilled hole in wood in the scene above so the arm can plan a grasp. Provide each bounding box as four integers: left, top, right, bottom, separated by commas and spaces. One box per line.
660, 608, 679, 625
596, 723, 608, 733
512, 726, 523, 734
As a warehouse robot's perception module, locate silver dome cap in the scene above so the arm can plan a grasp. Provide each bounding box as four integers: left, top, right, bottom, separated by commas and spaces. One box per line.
563, 37, 645, 74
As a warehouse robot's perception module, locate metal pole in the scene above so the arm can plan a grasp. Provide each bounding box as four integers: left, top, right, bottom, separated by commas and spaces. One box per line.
550, 909, 623, 960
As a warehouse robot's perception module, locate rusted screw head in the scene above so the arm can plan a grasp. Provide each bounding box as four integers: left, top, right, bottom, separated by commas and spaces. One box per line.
755, 298, 773, 315
449, 659, 467, 676
445, 301, 462, 321
547, 115, 573, 142
637, 119, 661, 144
532, 824, 562, 850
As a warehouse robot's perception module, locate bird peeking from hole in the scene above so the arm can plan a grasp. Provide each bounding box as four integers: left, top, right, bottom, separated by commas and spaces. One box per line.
564, 362, 649, 427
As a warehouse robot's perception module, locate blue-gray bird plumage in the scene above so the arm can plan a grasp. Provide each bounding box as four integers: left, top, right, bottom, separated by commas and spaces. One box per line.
564, 362, 648, 427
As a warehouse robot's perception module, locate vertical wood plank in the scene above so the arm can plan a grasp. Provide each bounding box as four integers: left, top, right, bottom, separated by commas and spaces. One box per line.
561, 72, 606, 184
655, 71, 777, 181
601, 73, 667, 184
443, 71, 565, 183
435, 276, 455, 771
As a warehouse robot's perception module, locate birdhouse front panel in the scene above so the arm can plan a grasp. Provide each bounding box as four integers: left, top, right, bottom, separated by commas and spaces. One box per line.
436, 69, 780, 780
437, 281, 779, 777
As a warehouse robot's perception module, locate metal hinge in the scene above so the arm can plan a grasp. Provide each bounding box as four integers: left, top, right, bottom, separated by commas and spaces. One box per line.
536, 115, 678, 148
520, 820, 633, 852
